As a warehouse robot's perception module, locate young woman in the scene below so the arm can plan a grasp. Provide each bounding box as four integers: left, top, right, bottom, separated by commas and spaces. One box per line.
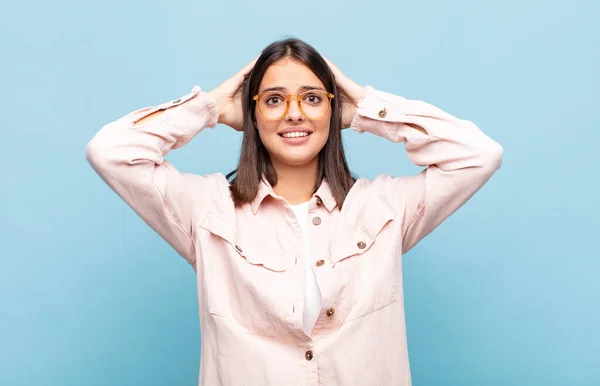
86, 38, 503, 386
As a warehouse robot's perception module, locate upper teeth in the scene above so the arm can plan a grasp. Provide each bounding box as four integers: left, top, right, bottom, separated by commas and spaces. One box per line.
282, 132, 309, 138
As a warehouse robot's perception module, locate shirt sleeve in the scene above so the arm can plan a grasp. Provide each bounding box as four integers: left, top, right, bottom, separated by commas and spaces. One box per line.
350, 86, 503, 254
85, 86, 219, 267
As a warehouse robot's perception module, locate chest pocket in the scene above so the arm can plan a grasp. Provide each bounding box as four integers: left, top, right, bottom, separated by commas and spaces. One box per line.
198, 211, 289, 337
330, 195, 399, 323
200, 211, 288, 272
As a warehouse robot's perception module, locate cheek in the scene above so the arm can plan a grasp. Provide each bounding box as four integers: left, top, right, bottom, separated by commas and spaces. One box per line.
314, 117, 331, 141
255, 121, 278, 147
255, 108, 278, 132
256, 120, 277, 133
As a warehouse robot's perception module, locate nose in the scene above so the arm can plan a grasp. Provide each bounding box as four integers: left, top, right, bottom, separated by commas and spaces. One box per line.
284, 97, 305, 122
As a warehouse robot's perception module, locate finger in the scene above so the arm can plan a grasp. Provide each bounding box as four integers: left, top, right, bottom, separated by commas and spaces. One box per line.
228, 56, 259, 93
322, 55, 341, 75
239, 55, 259, 78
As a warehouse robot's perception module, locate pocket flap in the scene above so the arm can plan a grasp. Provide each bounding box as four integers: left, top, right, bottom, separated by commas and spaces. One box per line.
330, 195, 396, 266
199, 211, 288, 272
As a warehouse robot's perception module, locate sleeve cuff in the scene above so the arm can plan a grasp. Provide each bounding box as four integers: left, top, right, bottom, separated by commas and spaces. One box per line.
160, 86, 219, 129
349, 86, 431, 143
350, 86, 412, 128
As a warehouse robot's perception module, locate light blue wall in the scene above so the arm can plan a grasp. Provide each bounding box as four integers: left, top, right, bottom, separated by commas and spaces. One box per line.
1, 0, 598, 385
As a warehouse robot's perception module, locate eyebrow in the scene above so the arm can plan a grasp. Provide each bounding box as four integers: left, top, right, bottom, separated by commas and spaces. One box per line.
260, 85, 326, 93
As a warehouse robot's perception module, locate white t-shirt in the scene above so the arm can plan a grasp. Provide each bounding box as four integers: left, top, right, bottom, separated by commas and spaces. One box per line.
290, 202, 322, 335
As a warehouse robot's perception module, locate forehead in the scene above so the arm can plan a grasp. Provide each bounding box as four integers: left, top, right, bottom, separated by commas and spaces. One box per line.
259, 58, 325, 92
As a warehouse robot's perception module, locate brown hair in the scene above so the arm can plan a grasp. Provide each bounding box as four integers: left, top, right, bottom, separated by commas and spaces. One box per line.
227, 37, 355, 207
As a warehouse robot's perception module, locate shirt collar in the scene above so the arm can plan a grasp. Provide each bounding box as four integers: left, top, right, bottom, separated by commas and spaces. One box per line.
250, 177, 337, 214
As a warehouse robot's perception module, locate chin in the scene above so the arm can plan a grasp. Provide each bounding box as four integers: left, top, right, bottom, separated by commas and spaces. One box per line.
275, 152, 320, 167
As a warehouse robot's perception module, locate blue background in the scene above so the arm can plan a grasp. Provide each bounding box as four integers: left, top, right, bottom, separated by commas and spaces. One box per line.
1, 0, 599, 385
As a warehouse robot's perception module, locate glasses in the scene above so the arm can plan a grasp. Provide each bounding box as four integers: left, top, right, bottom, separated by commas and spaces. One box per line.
253, 89, 334, 120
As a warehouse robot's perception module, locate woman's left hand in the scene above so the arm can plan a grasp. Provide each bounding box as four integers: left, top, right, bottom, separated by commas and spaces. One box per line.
324, 57, 365, 128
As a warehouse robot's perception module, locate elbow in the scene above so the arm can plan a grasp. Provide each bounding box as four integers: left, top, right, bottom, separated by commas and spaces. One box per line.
479, 139, 503, 173
86, 133, 105, 170
85, 137, 98, 165
85, 136, 101, 170
85, 124, 115, 174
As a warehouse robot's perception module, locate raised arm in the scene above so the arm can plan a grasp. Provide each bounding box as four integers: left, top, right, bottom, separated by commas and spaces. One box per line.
86, 58, 256, 266
86, 87, 219, 266
326, 58, 503, 254
351, 87, 502, 253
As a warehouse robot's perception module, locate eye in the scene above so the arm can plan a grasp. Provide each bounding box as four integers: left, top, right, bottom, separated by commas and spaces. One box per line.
265, 94, 285, 106
303, 93, 323, 104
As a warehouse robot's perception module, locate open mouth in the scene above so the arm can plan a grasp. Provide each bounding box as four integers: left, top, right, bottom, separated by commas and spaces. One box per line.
278, 131, 312, 139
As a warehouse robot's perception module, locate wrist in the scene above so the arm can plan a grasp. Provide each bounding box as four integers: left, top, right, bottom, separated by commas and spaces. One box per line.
351, 86, 365, 108
206, 91, 224, 122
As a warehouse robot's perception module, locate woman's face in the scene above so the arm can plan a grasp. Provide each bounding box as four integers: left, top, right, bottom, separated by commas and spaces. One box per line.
254, 58, 331, 168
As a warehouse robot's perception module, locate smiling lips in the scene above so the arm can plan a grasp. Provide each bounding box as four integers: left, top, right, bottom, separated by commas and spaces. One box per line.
278, 128, 313, 139
280, 131, 310, 138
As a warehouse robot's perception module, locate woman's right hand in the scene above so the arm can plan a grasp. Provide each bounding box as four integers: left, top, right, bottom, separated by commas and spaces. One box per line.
208, 57, 258, 131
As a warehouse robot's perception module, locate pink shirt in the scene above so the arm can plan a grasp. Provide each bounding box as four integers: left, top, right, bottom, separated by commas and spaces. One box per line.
86, 85, 503, 386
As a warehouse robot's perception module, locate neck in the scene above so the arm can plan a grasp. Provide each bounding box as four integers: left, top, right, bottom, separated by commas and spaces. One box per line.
271, 158, 319, 205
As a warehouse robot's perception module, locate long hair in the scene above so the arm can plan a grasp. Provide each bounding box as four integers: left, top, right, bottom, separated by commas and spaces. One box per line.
227, 37, 355, 207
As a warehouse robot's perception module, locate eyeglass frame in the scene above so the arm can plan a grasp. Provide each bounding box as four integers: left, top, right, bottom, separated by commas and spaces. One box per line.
252, 89, 335, 120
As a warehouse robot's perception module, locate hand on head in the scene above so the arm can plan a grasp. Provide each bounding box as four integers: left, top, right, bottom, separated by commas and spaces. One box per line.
208, 56, 258, 131
208, 54, 364, 131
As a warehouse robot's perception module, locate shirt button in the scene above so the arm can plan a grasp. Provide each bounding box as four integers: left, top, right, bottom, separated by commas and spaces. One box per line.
378, 107, 387, 118
326, 308, 335, 317
305, 350, 313, 361
357, 241, 366, 249
316, 259, 325, 267
312, 217, 322, 226
316, 197, 323, 206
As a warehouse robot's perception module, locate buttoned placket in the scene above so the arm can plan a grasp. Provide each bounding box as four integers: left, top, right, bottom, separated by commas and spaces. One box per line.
305, 196, 339, 337
286, 194, 332, 338
301, 195, 331, 384
278, 195, 321, 385
280, 199, 308, 337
